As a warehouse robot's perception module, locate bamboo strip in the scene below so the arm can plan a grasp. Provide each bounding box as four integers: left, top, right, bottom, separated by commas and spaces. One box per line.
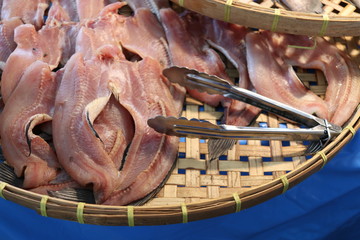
170, 0, 360, 36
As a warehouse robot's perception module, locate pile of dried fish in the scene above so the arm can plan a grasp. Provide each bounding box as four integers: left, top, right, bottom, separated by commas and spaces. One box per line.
0, 0, 358, 206
0, 0, 184, 206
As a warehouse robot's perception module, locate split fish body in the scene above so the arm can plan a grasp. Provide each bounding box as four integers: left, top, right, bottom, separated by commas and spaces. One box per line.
52, 51, 121, 204
103, 57, 180, 205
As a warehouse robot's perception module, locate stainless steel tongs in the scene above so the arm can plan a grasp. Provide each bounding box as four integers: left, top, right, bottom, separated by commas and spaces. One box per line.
148, 66, 342, 157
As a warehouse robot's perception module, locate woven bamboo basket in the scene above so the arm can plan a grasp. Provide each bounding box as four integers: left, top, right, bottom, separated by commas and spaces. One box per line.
0, 3, 359, 226
170, 0, 360, 36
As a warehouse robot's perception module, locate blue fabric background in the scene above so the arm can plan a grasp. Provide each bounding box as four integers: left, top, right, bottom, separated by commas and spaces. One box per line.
0, 132, 359, 240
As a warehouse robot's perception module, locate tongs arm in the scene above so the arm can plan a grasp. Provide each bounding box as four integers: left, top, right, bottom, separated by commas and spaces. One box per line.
147, 116, 335, 142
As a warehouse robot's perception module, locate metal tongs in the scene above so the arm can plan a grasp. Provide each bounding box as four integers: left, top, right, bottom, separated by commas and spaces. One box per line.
148, 67, 342, 158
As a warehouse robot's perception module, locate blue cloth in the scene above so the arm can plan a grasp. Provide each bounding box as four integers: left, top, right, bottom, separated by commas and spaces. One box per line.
0, 133, 359, 240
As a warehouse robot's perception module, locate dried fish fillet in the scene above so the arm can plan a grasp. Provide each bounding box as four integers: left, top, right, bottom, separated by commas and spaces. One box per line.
1, 0, 49, 29
262, 31, 360, 126
246, 31, 330, 121
52, 51, 121, 203
1, 23, 63, 102
0, 61, 59, 189
104, 57, 180, 205
160, 8, 231, 107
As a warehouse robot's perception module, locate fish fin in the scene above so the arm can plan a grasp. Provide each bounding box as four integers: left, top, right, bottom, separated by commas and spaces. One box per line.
159, 37, 171, 67
48, 188, 96, 204
0, 161, 24, 188
207, 139, 237, 161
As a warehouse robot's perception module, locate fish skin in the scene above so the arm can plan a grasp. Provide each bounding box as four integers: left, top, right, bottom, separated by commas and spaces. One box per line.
246, 31, 330, 121
280, 0, 323, 13
48, 187, 96, 204
0, 60, 60, 189
262, 31, 360, 126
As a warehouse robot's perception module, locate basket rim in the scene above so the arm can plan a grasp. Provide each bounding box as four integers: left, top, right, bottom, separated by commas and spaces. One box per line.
0, 106, 359, 226
170, 0, 360, 37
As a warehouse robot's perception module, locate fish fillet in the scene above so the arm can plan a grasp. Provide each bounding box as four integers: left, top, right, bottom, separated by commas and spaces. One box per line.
246, 31, 330, 121
76, 0, 105, 21
1, 23, 63, 102
77, 3, 184, 113
117, 8, 171, 67
202, 17, 261, 126
0, 60, 59, 189
160, 8, 231, 107
55, 0, 79, 22
104, 57, 179, 205
263, 32, 360, 126
1, 0, 48, 29
47, 0, 73, 23
52, 51, 121, 203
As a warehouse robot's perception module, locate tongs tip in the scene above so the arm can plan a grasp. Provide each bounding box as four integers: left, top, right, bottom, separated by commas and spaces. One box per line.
163, 66, 231, 95
162, 66, 193, 85
147, 116, 175, 135
148, 116, 220, 137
